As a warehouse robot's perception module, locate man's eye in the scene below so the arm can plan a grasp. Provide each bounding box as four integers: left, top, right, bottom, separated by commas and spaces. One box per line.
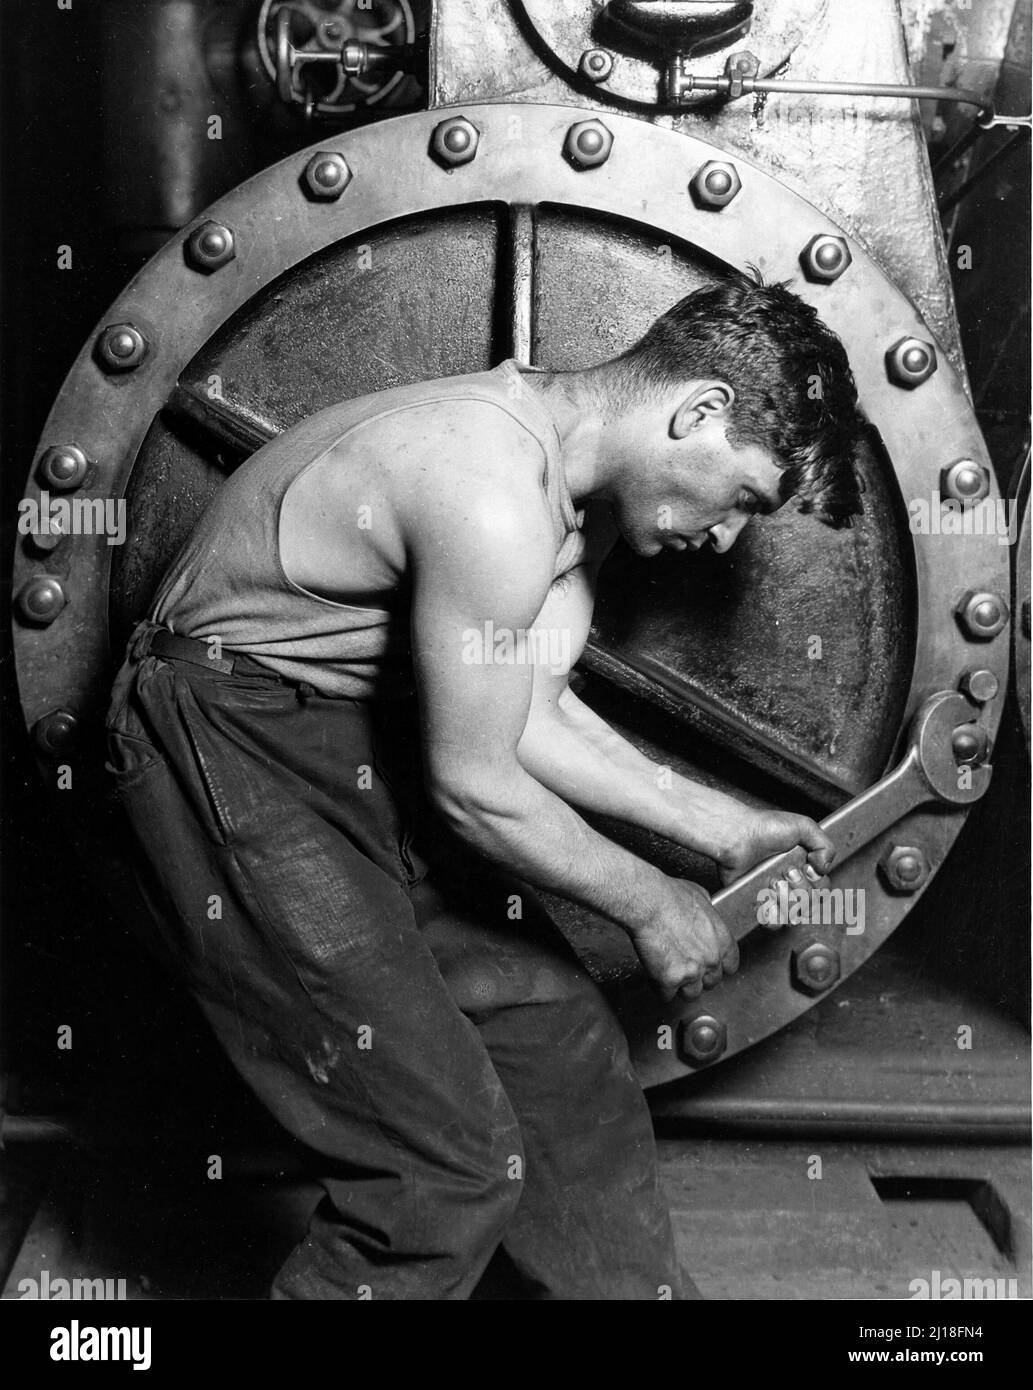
737, 491, 760, 515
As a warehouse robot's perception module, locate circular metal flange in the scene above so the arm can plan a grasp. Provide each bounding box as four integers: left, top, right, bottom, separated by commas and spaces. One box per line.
514, 0, 828, 108
12, 102, 1009, 1085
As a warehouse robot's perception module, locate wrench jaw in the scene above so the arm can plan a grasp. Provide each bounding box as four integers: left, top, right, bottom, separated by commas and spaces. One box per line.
624, 688, 994, 1085
912, 690, 993, 805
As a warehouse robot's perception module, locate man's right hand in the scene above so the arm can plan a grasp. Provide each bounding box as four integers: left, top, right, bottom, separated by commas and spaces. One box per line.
628, 879, 739, 1002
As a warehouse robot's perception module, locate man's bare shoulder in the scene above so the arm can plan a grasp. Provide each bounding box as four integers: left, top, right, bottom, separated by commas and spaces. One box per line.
386, 398, 555, 542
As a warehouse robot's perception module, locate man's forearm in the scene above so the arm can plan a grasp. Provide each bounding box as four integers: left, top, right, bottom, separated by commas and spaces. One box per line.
434, 758, 680, 934
518, 686, 754, 866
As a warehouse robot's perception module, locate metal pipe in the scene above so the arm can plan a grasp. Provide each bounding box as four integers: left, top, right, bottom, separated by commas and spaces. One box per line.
651, 1097, 1032, 1141
670, 72, 1031, 130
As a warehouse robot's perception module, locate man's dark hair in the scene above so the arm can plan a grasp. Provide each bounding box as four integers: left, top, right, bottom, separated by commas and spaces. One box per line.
614, 267, 866, 527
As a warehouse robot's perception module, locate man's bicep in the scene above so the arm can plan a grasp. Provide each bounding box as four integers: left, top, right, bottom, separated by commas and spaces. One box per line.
408, 507, 554, 809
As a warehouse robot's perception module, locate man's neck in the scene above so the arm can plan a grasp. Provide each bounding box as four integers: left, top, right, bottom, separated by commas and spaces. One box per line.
516, 365, 619, 504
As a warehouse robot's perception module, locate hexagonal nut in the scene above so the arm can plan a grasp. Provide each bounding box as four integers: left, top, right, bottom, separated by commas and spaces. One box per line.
676, 1013, 727, 1067
302, 151, 352, 200
96, 323, 147, 373
578, 48, 614, 83
563, 119, 613, 171
690, 160, 742, 209
38, 444, 88, 492
14, 574, 67, 626
430, 117, 480, 168
878, 844, 929, 894
800, 234, 852, 283
886, 335, 937, 388
790, 940, 841, 995
940, 458, 990, 506
955, 590, 1010, 641
185, 220, 236, 273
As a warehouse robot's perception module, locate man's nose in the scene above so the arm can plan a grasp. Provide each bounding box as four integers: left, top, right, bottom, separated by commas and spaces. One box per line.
707, 514, 750, 553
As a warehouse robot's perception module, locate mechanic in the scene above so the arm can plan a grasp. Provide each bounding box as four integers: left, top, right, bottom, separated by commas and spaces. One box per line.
106, 268, 865, 1300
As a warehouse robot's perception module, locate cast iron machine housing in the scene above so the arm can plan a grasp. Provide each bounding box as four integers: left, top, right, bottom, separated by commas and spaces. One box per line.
3, 1, 1029, 1220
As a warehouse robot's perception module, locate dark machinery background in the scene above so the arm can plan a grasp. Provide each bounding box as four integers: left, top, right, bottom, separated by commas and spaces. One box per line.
0, 0, 1030, 1299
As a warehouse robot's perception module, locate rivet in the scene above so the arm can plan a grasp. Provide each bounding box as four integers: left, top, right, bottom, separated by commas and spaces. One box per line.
689, 160, 742, 208
38, 444, 88, 492
97, 323, 147, 373
563, 119, 613, 170
940, 459, 990, 505
185, 220, 236, 273
15, 575, 67, 625
578, 48, 614, 83
960, 668, 999, 704
302, 151, 352, 199
800, 234, 852, 283
955, 590, 1009, 641
33, 708, 79, 758
886, 336, 937, 388
430, 117, 480, 168
878, 844, 929, 894
676, 1013, 727, 1065
790, 940, 841, 995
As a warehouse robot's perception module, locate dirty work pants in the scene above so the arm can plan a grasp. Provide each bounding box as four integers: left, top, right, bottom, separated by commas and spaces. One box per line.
105, 619, 683, 1300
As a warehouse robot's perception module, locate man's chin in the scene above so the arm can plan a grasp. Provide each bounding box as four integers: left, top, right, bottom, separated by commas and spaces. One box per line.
626, 533, 665, 558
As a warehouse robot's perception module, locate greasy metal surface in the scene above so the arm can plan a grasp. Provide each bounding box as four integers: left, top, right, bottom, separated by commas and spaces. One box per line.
432, 0, 967, 378
514, 0, 822, 106
12, 104, 1009, 1080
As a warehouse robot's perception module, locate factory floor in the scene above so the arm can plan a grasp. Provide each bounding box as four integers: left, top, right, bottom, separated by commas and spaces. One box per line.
1, 1136, 1028, 1302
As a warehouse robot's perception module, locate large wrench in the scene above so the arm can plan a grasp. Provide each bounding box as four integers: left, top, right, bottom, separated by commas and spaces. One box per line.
712, 689, 992, 942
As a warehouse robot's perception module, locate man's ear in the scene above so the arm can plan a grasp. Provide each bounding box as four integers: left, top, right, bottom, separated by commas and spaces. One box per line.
670, 381, 735, 439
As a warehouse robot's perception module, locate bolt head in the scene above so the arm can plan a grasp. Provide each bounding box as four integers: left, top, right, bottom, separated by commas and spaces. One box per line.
302, 151, 352, 199
15, 575, 67, 625
96, 323, 147, 372
939, 458, 990, 505
959, 668, 999, 704
38, 444, 88, 492
800, 234, 852, 283
790, 940, 841, 995
676, 1013, 727, 1066
33, 708, 79, 757
563, 119, 613, 170
955, 590, 1010, 641
185, 220, 236, 272
879, 844, 929, 894
430, 117, 480, 168
951, 722, 989, 766
578, 48, 614, 83
886, 336, 937, 388
690, 160, 742, 208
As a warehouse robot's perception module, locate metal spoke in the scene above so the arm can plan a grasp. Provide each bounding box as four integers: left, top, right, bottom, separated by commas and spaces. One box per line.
164, 380, 279, 465
580, 641, 864, 809
501, 203, 536, 363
